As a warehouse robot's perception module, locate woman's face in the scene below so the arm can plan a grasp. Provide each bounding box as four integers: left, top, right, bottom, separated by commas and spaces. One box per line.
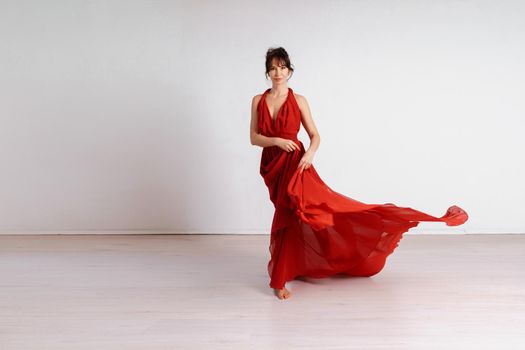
268, 58, 290, 84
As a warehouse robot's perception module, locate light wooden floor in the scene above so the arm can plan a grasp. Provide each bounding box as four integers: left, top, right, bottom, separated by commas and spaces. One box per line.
0, 234, 524, 349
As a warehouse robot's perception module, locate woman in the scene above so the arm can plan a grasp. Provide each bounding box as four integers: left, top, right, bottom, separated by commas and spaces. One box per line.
249, 47, 468, 300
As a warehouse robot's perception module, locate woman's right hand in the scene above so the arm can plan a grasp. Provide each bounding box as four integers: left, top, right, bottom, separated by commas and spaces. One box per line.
274, 137, 300, 152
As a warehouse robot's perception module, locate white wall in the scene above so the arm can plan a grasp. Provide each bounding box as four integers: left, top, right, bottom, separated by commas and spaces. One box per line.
1, 0, 523, 234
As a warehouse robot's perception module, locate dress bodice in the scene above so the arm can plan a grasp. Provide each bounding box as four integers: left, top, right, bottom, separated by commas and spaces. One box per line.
257, 87, 301, 140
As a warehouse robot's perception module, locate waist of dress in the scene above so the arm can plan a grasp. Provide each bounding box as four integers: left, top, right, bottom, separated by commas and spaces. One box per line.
274, 132, 299, 140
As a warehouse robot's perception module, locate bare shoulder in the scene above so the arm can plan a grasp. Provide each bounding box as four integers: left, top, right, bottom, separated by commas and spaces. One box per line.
251, 94, 263, 119
252, 94, 263, 104
292, 92, 309, 108
251, 94, 263, 112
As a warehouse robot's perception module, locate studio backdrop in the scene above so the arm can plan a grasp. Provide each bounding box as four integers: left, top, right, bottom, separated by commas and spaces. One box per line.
1, 0, 524, 234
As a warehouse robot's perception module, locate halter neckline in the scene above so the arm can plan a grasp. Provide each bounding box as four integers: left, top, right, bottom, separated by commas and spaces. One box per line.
264, 87, 292, 122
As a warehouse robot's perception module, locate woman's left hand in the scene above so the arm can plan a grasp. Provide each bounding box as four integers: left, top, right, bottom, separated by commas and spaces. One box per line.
297, 151, 315, 173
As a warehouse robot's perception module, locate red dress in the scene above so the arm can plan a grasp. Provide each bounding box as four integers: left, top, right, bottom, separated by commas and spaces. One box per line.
257, 87, 469, 289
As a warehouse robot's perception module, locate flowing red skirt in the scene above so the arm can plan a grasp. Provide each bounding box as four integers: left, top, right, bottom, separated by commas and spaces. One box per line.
261, 141, 468, 289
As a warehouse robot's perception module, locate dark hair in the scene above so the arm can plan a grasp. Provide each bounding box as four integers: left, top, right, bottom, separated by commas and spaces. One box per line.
265, 47, 294, 80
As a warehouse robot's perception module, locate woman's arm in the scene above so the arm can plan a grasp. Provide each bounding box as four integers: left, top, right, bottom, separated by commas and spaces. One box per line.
250, 95, 277, 147
296, 94, 320, 154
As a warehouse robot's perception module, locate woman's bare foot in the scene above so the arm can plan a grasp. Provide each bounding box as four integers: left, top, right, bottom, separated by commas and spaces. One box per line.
274, 286, 291, 300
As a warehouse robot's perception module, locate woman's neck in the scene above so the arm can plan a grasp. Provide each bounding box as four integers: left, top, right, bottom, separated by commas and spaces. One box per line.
269, 85, 289, 97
